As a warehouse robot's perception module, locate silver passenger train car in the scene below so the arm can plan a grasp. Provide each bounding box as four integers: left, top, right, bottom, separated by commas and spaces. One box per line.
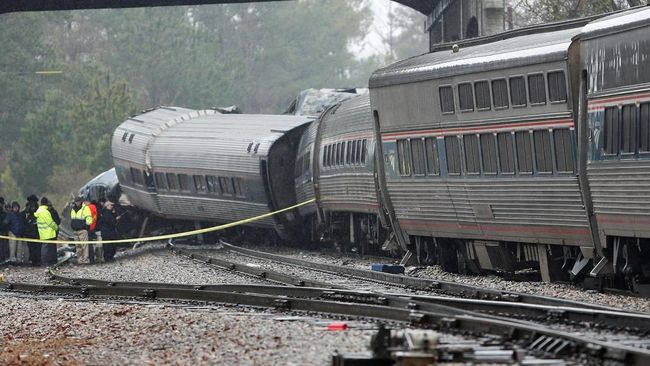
112, 107, 314, 239
294, 93, 391, 253
369, 6, 650, 287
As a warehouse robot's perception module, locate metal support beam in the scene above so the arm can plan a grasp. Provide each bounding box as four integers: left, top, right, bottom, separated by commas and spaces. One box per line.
1, 0, 435, 15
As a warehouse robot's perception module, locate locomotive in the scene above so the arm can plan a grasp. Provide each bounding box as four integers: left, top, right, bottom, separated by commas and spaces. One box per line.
104, 7, 650, 290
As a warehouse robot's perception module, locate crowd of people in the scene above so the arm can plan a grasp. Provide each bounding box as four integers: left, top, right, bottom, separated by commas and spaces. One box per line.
0, 195, 119, 266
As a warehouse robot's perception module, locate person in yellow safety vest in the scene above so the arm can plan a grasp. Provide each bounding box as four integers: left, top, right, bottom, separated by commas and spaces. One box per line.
70, 196, 93, 264
34, 197, 59, 265
34, 197, 59, 266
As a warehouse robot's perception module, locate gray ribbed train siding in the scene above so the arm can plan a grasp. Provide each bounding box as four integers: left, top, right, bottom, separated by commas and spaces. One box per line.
155, 195, 275, 228
111, 107, 216, 214
113, 108, 313, 230
388, 177, 591, 245
295, 121, 317, 215
317, 94, 379, 214
111, 107, 196, 167
369, 27, 582, 88
588, 161, 650, 238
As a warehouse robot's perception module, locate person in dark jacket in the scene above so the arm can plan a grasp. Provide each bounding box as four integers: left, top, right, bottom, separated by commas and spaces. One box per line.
0, 197, 7, 261
23, 196, 40, 266
99, 201, 118, 262
5, 201, 26, 264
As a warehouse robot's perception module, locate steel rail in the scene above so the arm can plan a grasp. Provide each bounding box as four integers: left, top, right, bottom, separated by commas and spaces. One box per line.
168, 243, 650, 333
217, 240, 631, 312
1, 281, 649, 364
167, 245, 338, 289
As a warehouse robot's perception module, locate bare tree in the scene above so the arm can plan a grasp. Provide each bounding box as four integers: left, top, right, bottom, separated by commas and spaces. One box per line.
508, 0, 646, 26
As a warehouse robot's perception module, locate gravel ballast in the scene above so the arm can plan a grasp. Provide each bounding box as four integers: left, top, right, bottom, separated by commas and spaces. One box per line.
0, 295, 373, 365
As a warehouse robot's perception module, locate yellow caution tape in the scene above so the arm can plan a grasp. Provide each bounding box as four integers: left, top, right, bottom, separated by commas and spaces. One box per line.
0, 198, 315, 246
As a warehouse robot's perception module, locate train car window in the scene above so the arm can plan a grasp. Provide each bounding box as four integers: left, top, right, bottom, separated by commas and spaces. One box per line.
509, 77, 527, 107
604, 106, 620, 155
640, 103, 650, 152
130, 167, 144, 186
445, 136, 462, 175
206, 175, 219, 193
621, 105, 637, 154
411, 138, 426, 176
492, 79, 509, 109
515, 131, 533, 173
480, 133, 497, 174
154, 172, 167, 190
553, 129, 574, 173
116, 166, 129, 183
425, 137, 440, 175
533, 130, 553, 173
166, 173, 178, 190
497, 132, 515, 173
295, 156, 303, 178
464, 135, 480, 174
219, 177, 234, 195
346, 141, 353, 165
336, 142, 342, 166
528, 74, 547, 105
121, 132, 128, 142
355, 140, 362, 164
233, 178, 245, 198
193, 175, 207, 192
361, 139, 367, 164
547, 71, 567, 102
324, 145, 331, 167
396, 139, 412, 176
439, 86, 455, 114
458, 83, 474, 112
330, 144, 335, 166
351, 140, 358, 164
322, 146, 328, 167
474, 81, 491, 111
178, 174, 191, 191
303, 151, 311, 173
128, 134, 135, 143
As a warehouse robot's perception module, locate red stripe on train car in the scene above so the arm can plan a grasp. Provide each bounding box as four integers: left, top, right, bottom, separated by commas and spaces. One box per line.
381, 118, 574, 141
587, 91, 650, 111
400, 219, 591, 236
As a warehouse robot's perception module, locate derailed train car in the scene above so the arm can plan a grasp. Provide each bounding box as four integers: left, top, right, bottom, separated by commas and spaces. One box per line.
368, 6, 650, 287
295, 93, 393, 253
111, 107, 314, 240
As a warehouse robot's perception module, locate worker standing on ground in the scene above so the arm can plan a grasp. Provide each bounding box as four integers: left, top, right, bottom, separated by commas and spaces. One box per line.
5, 202, 26, 264
85, 198, 100, 263
99, 201, 118, 262
35, 197, 58, 266
70, 197, 93, 264
23, 195, 40, 266
0, 197, 8, 262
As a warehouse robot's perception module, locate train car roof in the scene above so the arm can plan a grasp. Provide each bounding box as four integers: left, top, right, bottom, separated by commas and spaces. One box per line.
112, 106, 207, 165
581, 6, 650, 39
320, 93, 372, 138
148, 114, 314, 172
369, 26, 582, 88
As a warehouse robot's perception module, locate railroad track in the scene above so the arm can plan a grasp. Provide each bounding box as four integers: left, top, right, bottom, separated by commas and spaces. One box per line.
215, 240, 630, 311
2, 278, 650, 364
2, 242, 650, 363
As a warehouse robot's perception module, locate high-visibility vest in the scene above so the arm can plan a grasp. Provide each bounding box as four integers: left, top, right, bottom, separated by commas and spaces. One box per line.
71, 204, 93, 226
88, 203, 98, 231
35, 205, 58, 240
